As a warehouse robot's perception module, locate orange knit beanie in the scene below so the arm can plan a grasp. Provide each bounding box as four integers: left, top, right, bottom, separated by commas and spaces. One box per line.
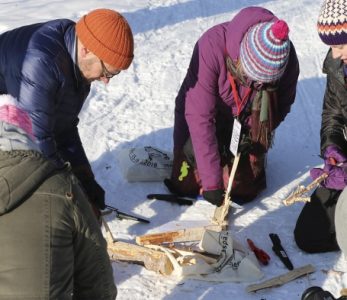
76, 8, 134, 69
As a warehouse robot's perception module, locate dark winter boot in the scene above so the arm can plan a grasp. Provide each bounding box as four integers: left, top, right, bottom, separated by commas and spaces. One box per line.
301, 286, 347, 300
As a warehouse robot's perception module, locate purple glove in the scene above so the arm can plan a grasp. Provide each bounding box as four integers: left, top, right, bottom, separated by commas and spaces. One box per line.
310, 145, 347, 190
324, 145, 347, 164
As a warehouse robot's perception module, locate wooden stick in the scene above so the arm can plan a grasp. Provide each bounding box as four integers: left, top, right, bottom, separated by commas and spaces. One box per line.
246, 264, 315, 293
146, 244, 218, 265
136, 225, 222, 246
283, 173, 328, 206
102, 216, 117, 242
213, 153, 241, 227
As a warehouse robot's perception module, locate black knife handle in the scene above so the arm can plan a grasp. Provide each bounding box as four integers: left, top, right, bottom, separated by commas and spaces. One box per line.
269, 233, 281, 246
147, 194, 193, 206
105, 205, 150, 224
269, 233, 294, 270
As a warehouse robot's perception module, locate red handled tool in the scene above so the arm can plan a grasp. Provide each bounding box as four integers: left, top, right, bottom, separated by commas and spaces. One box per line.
247, 238, 271, 265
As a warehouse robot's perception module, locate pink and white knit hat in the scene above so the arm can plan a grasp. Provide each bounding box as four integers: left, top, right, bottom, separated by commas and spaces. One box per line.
240, 20, 291, 83
0, 95, 34, 140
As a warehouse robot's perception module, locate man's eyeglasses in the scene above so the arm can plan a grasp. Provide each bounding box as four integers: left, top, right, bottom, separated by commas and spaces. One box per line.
100, 60, 121, 79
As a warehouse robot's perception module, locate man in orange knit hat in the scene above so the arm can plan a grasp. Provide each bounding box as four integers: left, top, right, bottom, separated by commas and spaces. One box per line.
0, 8, 134, 219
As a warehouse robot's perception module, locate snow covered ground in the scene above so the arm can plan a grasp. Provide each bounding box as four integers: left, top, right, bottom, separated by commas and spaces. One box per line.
2, 0, 347, 299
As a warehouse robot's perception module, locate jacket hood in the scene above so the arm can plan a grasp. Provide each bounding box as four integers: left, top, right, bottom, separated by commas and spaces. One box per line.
226, 6, 278, 60
0, 151, 56, 215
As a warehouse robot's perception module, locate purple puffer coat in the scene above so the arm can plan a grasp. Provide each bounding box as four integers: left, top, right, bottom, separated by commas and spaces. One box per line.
173, 6, 299, 191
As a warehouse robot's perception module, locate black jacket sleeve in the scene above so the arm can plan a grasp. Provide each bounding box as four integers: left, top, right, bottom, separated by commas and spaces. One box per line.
321, 77, 347, 153
320, 51, 347, 155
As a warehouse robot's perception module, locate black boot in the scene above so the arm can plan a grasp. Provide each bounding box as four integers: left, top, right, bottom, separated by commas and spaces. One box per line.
301, 286, 335, 300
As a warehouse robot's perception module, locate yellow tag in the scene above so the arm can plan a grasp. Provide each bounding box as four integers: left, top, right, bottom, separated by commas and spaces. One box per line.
178, 161, 190, 181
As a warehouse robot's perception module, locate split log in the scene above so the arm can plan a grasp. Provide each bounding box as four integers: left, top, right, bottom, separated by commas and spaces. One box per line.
103, 217, 173, 275
107, 242, 173, 275
136, 225, 222, 246
107, 239, 173, 275
246, 264, 315, 293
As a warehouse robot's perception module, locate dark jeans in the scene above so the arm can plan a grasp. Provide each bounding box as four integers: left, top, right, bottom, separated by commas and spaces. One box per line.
294, 187, 340, 253
169, 138, 266, 202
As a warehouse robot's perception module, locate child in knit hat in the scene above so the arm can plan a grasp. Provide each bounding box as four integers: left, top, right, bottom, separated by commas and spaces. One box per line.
0, 95, 117, 299
165, 6, 299, 207
294, 0, 347, 262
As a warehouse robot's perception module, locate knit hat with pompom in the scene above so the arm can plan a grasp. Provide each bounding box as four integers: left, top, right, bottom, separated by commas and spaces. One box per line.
240, 20, 291, 83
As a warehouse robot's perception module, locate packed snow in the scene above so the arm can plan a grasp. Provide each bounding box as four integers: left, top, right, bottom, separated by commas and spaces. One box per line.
2, 0, 347, 299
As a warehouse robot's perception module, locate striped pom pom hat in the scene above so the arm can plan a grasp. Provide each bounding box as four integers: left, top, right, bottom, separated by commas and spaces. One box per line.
317, 0, 347, 45
240, 20, 290, 83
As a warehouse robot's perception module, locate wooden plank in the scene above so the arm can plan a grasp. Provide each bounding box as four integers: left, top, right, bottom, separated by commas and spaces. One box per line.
136, 225, 222, 246
246, 264, 315, 293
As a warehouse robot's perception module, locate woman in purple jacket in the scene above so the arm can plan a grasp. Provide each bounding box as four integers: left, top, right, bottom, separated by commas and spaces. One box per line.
166, 6, 300, 206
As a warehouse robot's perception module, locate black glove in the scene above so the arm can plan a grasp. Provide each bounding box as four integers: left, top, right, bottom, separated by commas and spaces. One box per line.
238, 133, 253, 154
202, 189, 224, 207
301, 286, 344, 300
72, 165, 106, 210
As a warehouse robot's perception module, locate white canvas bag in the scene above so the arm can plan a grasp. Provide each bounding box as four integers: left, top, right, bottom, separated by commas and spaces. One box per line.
149, 229, 264, 282
117, 146, 173, 182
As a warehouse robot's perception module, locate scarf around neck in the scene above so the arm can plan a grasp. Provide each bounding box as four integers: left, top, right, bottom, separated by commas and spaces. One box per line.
226, 56, 279, 152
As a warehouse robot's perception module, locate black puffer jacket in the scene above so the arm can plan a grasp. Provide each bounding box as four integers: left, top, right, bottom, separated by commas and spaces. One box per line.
0, 19, 90, 167
321, 49, 347, 155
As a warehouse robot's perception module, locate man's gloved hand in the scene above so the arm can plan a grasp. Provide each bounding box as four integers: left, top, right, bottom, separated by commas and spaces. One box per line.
311, 145, 347, 190
72, 165, 106, 210
202, 189, 224, 207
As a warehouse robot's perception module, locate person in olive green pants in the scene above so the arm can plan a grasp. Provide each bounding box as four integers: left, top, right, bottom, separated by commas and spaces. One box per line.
0, 96, 117, 299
